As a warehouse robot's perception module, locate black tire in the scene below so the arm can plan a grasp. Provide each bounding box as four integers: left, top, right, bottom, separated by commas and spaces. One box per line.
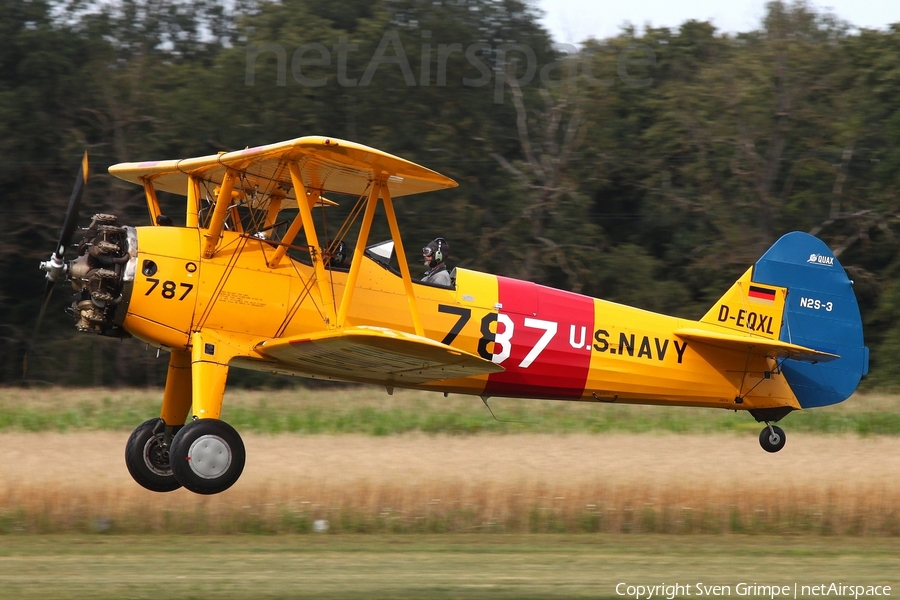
759, 425, 786, 453
124, 418, 182, 492
170, 419, 245, 495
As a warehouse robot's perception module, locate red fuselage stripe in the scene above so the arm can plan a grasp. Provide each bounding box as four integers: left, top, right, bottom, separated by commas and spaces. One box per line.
484, 276, 594, 399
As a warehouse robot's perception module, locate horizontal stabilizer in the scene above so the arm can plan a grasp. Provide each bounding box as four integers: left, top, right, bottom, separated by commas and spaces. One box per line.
256, 326, 504, 385
674, 328, 840, 363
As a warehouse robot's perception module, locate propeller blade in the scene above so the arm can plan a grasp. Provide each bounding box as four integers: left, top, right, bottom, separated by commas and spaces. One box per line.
55, 151, 89, 256
28, 151, 89, 379
23, 281, 56, 378
34, 281, 56, 337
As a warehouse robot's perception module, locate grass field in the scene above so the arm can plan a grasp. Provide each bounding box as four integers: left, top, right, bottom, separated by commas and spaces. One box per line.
0, 534, 897, 600
3, 387, 900, 435
1, 388, 898, 598
2, 431, 899, 536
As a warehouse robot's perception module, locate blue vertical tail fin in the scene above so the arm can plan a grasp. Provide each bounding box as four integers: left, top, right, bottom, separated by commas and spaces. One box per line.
752, 232, 868, 408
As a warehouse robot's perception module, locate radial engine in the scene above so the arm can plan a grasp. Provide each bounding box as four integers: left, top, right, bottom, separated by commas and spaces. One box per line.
40, 213, 135, 337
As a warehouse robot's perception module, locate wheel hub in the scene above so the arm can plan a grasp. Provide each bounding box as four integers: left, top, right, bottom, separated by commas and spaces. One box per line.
187, 435, 233, 479
142, 435, 171, 476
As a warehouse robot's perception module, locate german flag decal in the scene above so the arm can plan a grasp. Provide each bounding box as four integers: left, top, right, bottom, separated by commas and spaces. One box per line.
748, 285, 777, 304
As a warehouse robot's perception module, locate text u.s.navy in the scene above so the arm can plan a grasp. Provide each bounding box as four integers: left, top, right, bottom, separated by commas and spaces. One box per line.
593, 329, 689, 363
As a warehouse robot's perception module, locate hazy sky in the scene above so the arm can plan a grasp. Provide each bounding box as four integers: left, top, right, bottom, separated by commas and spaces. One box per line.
535, 0, 900, 44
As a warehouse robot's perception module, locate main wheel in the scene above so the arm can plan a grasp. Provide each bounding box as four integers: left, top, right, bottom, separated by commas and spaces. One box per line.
170, 419, 245, 495
759, 425, 786, 453
125, 418, 182, 492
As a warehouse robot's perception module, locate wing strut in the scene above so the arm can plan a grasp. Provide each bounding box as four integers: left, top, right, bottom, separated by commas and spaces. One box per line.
380, 176, 423, 336
141, 179, 162, 225
335, 178, 424, 336
186, 175, 201, 227
267, 205, 306, 268
202, 168, 238, 258
288, 162, 336, 328
337, 181, 381, 329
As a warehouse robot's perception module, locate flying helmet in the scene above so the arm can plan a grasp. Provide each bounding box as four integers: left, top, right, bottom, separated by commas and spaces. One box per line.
422, 238, 448, 264
328, 240, 347, 266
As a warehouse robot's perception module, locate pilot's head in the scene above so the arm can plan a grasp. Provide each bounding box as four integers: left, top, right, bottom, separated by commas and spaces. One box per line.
422, 238, 448, 268
329, 241, 347, 266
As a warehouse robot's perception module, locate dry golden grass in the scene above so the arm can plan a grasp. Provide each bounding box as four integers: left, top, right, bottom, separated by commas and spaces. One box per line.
1, 432, 898, 535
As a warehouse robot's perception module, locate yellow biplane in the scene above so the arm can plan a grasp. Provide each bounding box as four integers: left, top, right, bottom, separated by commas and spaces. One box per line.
37, 137, 868, 495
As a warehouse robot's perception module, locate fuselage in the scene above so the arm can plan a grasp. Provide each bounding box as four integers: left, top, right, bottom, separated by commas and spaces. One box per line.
120, 225, 800, 412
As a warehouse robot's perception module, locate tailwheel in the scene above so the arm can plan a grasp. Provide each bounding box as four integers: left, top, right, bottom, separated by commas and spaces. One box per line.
170, 419, 246, 495
759, 423, 786, 453
125, 418, 183, 492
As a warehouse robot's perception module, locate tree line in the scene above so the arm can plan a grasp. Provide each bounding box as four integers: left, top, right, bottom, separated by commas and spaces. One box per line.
2, 0, 899, 388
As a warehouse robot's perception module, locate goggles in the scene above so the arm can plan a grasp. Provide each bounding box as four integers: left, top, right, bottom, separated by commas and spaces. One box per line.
422, 246, 434, 256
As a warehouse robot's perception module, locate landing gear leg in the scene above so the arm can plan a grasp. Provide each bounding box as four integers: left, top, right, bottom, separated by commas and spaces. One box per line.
124, 349, 193, 492
758, 422, 786, 453
159, 348, 193, 428
168, 331, 245, 495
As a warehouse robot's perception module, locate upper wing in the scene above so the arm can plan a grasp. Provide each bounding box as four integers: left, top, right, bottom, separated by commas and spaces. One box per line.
255, 326, 504, 386
674, 328, 840, 363
108, 136, 457, 199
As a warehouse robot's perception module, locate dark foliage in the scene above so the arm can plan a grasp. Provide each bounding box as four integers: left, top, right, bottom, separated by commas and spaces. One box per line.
3, 0, 899, 387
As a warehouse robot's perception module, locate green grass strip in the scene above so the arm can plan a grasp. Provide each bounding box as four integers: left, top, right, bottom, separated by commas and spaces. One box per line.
1, 534, 897, 600
1, 387, 899, 435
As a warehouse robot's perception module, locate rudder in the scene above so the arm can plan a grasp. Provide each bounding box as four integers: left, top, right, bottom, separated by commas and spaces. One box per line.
752, 232, 868, 408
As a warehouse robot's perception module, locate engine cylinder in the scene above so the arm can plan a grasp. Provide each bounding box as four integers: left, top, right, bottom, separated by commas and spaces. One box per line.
67, 214, 133, 337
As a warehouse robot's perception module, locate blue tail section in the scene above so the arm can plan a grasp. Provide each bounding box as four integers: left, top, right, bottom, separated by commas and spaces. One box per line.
753, 232, 868, 408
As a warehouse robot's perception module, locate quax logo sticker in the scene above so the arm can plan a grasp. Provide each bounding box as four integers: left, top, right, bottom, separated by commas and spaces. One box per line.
806, 253, 835, 266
